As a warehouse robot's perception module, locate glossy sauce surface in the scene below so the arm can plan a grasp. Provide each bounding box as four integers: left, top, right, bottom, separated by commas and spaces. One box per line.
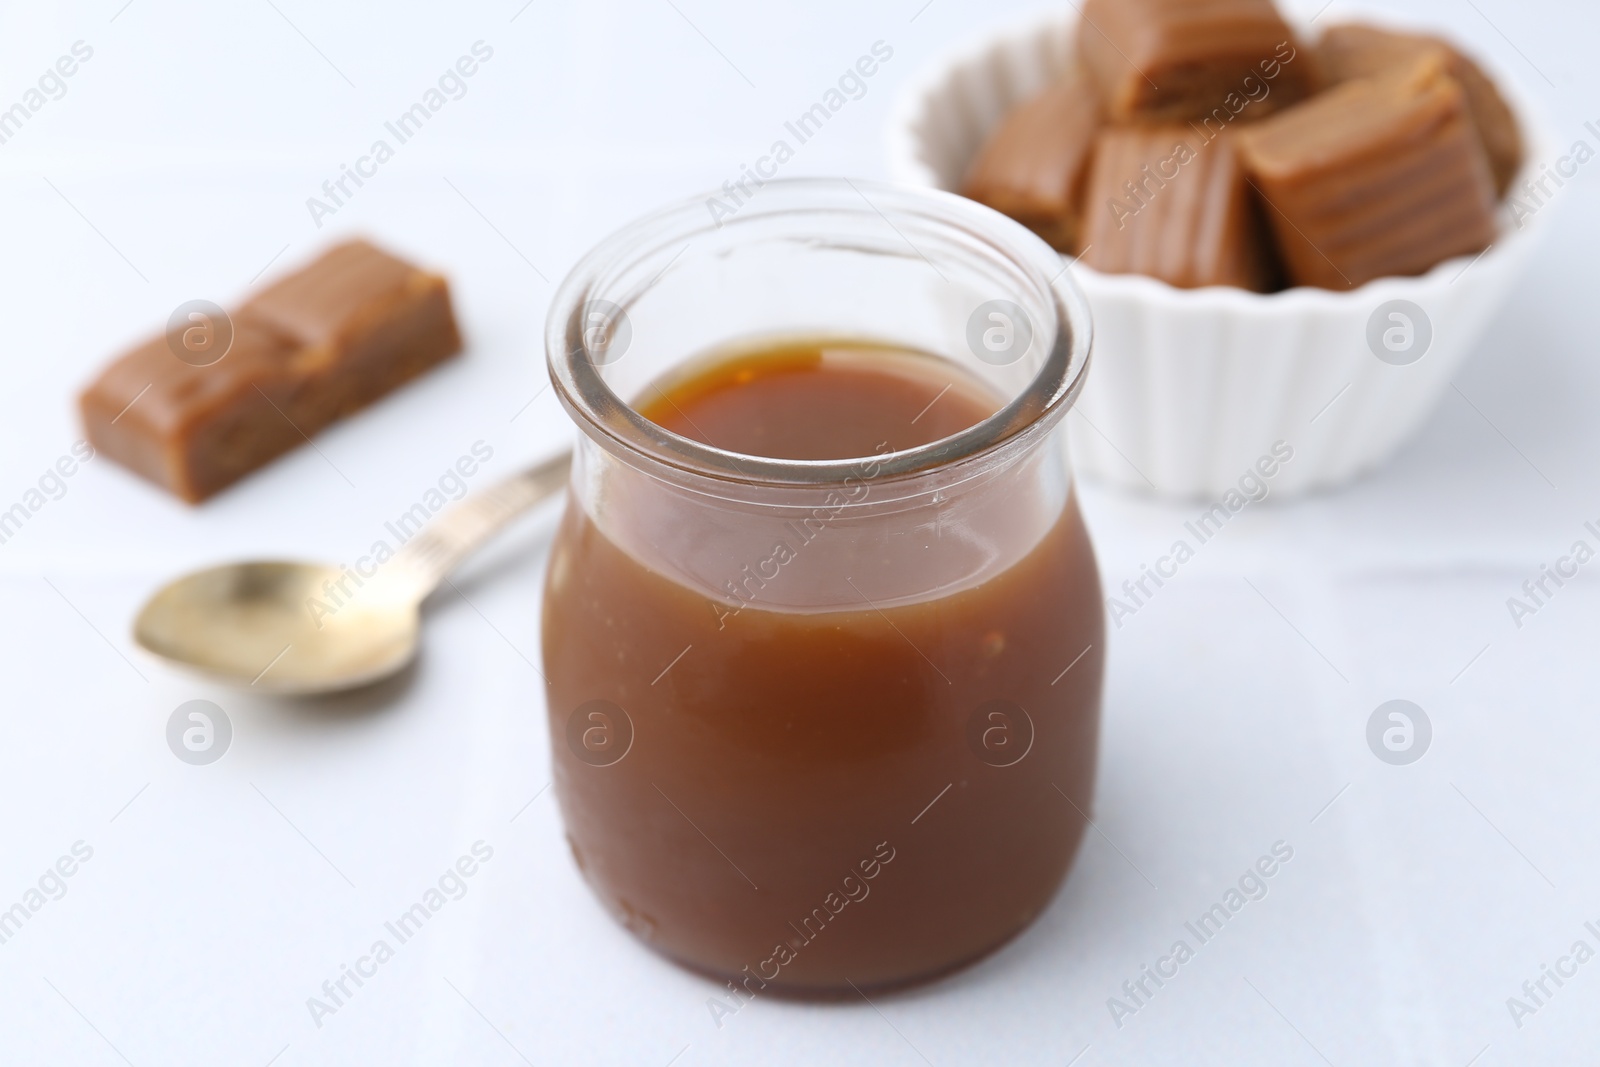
640, 342, 990, 459
542, 340, 1104, 992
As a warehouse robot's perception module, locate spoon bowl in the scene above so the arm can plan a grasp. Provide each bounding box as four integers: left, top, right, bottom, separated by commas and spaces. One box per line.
134, 560, 422, 694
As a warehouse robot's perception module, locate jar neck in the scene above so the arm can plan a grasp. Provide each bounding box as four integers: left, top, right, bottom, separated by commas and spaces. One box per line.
545, 178, 1092, 502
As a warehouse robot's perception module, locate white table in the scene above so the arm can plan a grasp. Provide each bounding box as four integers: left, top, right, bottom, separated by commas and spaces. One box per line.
1, 1, 1596, 1063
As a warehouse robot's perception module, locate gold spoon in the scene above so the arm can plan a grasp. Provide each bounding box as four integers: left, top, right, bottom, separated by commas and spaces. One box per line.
133, 452, 572, 695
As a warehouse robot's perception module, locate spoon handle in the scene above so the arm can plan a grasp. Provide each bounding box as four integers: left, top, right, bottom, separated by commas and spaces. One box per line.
385, 450, 572, 601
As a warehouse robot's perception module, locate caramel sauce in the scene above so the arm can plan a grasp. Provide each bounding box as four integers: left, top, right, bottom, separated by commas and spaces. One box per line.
542, 340, 1104, 993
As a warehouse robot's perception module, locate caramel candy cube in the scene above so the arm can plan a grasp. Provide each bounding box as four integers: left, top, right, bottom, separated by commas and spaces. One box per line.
1078, 0, 1314, 122
960, 69, 1102, 251
81, 241, 462, 502
80, 321, 301, 502
1078, 126, 1278, 291
1319, 22, 1523, 195
1235, 57, 1499, 290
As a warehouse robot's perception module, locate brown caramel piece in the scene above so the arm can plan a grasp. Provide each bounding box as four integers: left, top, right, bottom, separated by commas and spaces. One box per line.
1078, 0, 1314, 122
960, 69, 1102, 251
1319, 22, 1522, 195
81, 241, 462, 502
1078, 126, 1278, 290
1235, 56, 1499, 290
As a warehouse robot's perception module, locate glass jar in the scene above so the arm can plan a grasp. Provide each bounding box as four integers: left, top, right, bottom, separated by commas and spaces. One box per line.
542, 179, 1103, 995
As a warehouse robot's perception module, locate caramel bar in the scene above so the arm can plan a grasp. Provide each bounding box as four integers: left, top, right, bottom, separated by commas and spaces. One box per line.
1235, 55, 1498, 290
81, 241, 462, 502
1078, 0, 1314, 122
1319, 22, 1522, 195
1078, 126, 1278, 290
960, 68, 1102, 251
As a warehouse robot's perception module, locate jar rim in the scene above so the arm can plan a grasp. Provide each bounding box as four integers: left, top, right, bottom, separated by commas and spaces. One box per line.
545, 178, 1093, 487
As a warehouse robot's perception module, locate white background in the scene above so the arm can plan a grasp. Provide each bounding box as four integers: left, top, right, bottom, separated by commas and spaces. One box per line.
0, 0, 1596, 1064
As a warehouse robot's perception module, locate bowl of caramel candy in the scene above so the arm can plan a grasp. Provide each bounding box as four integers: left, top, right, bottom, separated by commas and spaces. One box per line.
889, 0, 1556, 497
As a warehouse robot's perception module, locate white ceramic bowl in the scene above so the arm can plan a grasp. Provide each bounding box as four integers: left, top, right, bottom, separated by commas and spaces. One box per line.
887, 8, 1556, 498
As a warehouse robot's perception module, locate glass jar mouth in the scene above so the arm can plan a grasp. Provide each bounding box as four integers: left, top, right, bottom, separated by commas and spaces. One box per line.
545, 178, 1094, 487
